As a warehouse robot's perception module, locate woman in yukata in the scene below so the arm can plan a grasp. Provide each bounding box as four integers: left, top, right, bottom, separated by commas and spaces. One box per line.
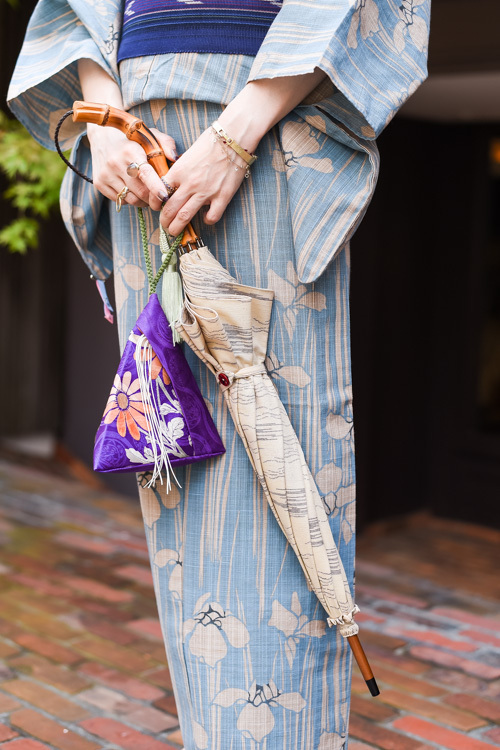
9, 1, 430, 747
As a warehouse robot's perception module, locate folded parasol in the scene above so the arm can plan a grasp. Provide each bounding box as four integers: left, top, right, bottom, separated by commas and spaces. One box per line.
177, 248, 359, 632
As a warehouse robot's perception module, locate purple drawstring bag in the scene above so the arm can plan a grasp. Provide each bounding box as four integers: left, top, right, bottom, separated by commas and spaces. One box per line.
94, 213, 225, 487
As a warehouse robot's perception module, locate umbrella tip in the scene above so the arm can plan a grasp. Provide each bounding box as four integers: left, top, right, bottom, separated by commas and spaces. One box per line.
366, 677, 380, 697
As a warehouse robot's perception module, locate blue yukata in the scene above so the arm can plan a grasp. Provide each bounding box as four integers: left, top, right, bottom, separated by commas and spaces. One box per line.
9, 2, 430, 747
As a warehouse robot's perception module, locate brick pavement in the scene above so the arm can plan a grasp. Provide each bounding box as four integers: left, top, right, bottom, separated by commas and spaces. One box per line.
0, 459, 499, 749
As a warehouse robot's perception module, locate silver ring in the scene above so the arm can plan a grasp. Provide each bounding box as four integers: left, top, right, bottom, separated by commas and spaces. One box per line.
115, 186, 130, 213
126, 161, 148, 179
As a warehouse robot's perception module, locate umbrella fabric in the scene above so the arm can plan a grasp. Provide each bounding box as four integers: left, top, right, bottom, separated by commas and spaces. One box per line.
177, 246, 359, 637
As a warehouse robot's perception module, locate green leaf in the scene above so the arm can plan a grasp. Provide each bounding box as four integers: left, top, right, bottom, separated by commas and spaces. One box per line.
0, 218, 40, 254
0, 113, 68, 253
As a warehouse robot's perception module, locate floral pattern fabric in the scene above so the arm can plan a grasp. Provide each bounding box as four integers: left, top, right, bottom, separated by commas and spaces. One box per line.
8, 2, 430, 746
109, 99, 356, 749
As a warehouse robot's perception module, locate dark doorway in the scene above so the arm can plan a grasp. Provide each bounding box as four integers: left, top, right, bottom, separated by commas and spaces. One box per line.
351, 118, 500, 529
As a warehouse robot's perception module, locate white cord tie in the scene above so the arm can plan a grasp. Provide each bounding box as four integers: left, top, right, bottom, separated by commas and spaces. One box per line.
216, 364, 267, 390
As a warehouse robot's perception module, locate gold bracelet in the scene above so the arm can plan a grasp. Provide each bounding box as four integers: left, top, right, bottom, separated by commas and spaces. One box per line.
212, 131, 250, 177
211, 121, 258, 166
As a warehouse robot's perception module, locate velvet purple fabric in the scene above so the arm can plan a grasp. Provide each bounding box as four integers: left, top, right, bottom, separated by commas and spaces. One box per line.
94, 293, 225, 473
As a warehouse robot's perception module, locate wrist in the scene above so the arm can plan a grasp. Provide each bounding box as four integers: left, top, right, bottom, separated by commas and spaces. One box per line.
217, 68, 327, 152
86, 122, 127, 147
216, 84, 272, 153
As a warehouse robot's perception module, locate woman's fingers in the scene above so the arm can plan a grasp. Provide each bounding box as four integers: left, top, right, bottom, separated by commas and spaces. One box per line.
87, 123, 178, 211
203, 199, 227, 225
161, 191, 209, 236
150, 128, 178, 162
89, 119, 246, 228
92, 171, 148, 208
121, 191, 149, 208
135, 162, 170, 211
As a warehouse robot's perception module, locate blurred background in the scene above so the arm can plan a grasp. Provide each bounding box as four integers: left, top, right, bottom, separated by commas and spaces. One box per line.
0, 0, 499, 529
1, 4, 500, 749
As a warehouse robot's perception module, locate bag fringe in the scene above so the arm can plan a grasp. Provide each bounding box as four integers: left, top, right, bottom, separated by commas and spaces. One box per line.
135, 334, 177, 490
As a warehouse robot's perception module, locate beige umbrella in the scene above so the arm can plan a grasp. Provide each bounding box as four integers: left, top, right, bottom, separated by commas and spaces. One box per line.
176, 247, 379, 697
64, 101, 379, 696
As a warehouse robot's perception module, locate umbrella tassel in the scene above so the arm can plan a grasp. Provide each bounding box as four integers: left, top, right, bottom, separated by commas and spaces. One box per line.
134, 334, 178, 491
160, 226, 183, 344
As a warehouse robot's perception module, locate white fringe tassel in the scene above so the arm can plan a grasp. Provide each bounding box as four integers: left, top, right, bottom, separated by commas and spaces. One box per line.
135, 334, 177, 491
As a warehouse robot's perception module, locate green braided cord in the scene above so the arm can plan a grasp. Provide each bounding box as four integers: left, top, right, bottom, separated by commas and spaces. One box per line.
137, 207, 183, 295
151, 230, 183, 293
137, 207, 154, 294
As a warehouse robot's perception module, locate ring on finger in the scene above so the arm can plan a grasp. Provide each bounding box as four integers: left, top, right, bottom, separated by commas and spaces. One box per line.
115, 186, 130, 213
126, 160, 148, 179
161, 181, 177, 198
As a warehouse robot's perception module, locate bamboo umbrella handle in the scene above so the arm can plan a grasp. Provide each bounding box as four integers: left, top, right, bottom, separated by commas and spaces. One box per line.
348, 634, 380, 696
72, 101, 199, 248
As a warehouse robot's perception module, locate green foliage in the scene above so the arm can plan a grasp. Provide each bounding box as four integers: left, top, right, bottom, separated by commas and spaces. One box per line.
0, 111, 67, 253
0, 217, 39, 252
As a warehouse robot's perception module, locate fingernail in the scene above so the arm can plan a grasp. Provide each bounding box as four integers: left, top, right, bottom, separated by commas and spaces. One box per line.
158, 191, 169, 202
170, 150, 178, 161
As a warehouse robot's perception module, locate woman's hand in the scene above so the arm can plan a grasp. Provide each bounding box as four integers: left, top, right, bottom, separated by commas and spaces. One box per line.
87, 123, 178, 211
159, 128, 248, 237
159, 68, 327, 236
78, 57, 326, 232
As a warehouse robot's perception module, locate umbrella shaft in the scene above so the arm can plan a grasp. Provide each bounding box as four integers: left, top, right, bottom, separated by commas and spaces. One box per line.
348, 634, 380, 697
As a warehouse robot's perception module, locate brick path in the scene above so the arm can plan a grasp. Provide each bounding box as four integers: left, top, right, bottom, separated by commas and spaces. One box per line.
0, 459, 499, 750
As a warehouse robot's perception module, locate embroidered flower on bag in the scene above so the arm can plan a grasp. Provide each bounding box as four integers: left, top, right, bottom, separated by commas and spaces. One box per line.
103, 371, 149, 440
130, 332, 171, 385
183, 594, 250, 668
213, 680, 306, 743
268, 592, 326, 668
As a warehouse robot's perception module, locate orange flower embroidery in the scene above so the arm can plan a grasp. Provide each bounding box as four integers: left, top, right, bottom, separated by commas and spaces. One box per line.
103, 371, 149, 440
130, 333, 171, 385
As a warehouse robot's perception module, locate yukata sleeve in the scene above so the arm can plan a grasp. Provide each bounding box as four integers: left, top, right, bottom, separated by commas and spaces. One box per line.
247, 0, 430, 283
7, 0, 120, 149
7, 0, 121, 280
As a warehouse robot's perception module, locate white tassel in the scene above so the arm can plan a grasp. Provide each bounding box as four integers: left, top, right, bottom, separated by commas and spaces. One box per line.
134, 334, 178, 491
160, 227, 183, 344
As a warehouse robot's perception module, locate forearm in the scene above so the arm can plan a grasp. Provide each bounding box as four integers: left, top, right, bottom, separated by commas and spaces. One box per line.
78, 59, 123, 107
78, 59, 124, 144
217, 68, 326, 153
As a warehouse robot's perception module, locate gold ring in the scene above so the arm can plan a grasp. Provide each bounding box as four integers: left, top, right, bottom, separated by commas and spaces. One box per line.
115, 186, 130, 213
126, 161, 148, 179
